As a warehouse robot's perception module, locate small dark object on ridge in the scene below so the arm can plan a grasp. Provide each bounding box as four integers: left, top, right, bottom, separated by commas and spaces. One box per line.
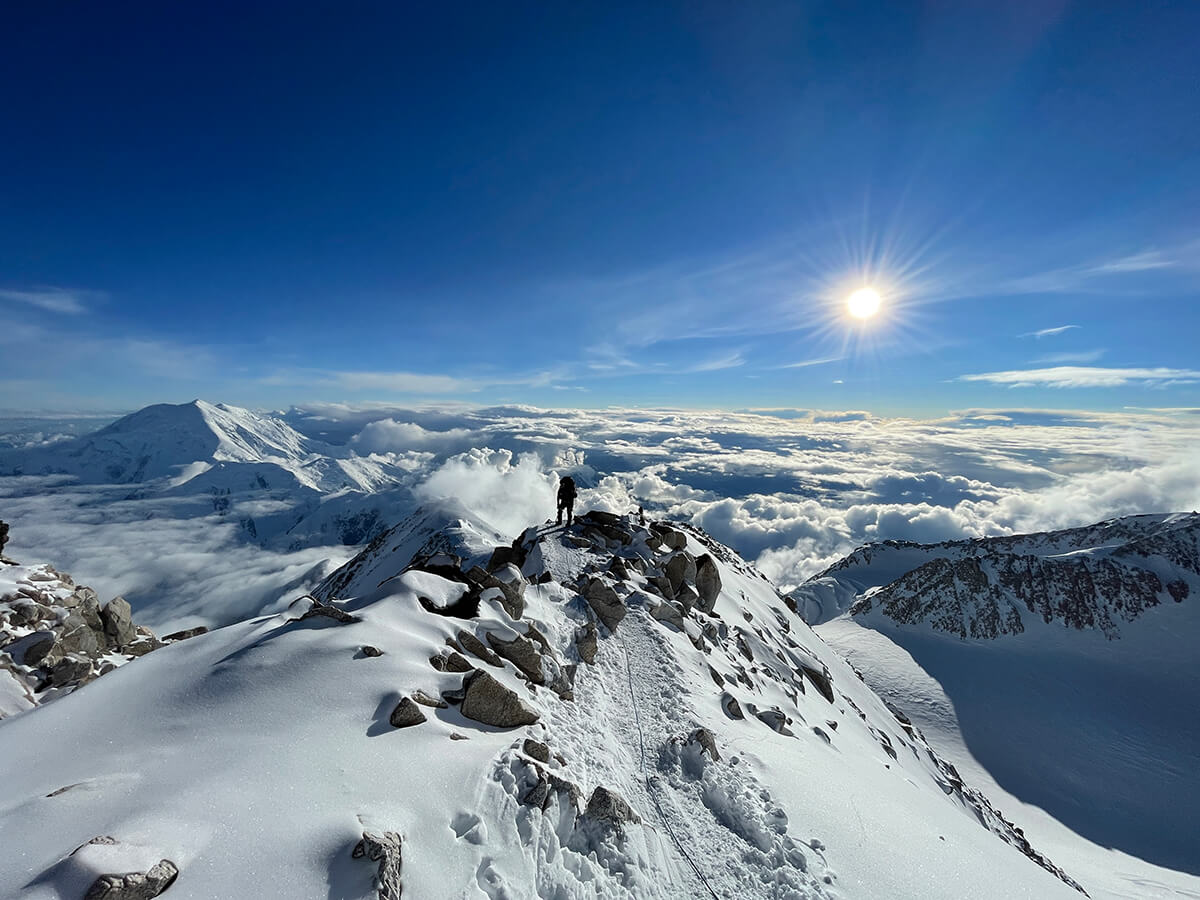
556, 476, 577, 526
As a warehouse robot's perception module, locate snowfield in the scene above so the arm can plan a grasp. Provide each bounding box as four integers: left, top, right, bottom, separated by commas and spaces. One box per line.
0, 508, 1090, 899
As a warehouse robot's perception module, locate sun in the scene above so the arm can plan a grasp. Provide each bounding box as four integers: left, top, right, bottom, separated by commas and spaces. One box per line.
846, 287, 881, 319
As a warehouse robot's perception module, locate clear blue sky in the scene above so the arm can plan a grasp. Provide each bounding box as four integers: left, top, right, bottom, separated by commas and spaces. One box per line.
2, 1, 1198, 413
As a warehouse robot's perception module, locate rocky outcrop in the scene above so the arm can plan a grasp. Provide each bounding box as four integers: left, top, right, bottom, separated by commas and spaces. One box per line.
458, 670, 539, 728
1, 556, 164, 716
584, 786, 640, 827
583, 578, 626, 632
84, 859, 179, 900
352, 830, 402, 900
694, 554, 722, 613
389, 697, 427, 727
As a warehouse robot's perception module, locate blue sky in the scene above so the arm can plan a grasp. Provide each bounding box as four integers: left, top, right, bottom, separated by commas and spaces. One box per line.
2, 0, 1197, 413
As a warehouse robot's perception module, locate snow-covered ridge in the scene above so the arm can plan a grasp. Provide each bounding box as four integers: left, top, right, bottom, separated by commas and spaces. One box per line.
0, 509, 1088, 898
793, 512, 1198, 637
0, 399, 398, 495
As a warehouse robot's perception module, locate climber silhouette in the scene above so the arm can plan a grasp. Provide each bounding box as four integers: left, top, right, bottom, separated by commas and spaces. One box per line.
556, 476, 577, 526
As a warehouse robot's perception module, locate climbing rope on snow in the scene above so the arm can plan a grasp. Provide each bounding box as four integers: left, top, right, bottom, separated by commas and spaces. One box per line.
618, 618, 721, 900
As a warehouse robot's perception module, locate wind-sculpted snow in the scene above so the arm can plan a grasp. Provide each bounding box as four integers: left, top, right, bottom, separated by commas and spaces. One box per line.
0, 509, 1087, 898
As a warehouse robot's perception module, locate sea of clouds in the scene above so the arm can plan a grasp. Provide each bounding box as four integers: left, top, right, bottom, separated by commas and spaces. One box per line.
2, 403, 1197, 632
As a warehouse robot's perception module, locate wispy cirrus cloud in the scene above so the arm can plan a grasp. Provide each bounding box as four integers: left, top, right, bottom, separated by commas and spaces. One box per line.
1022, 324, 1079, 339
961, 366, 1200, 389
777, 356, 844, 370
0, 286, 98, 315
1034, 349, 1106, 364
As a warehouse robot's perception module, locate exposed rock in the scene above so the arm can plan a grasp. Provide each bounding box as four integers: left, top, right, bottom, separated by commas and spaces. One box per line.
486, 631, 545, 684
688, 727, 720, 761
389, 697, 427, 728
411, 689, 447, 709
575, 621, 598, 665
361, 645, 384, 657
584, 578, 626, 632
83, 859, 179, 900
523, 738, 551, 764
100, 596, 137, 648
756, 708, 793, 735
460, 670, 539, 728
57, 614, 101, 658
49, 653, 94, 687
584, 786, 640, 826
694, 554, 722, 612
721, 691, 744, 720
162, 627, 207, 642
665, 551, 697, 595
801, 664, 836, 704
454, 631, 504, 667
649, 599, 685, 629
298, 600, 358, 624
443, 651, 473, 673
9, 631, 56, 667
352, 830, 402, 900
674, 583, 700, 613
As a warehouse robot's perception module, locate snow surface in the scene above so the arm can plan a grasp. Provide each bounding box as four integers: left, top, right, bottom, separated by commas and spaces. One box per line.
0, 511, 1085, 899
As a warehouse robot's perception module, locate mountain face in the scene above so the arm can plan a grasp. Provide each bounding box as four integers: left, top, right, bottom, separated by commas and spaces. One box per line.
794, 513, 1198, 638
0, 509, 1085, 899
0, 400, 412, 551
802, 512, 1200, 882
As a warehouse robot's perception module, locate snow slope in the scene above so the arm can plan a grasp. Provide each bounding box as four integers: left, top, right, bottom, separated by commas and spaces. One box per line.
0, 510, 1085, 899
802, 514, 1200, 891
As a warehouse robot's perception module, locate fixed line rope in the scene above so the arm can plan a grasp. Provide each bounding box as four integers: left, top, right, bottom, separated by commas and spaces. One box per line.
618, 619, 721, 900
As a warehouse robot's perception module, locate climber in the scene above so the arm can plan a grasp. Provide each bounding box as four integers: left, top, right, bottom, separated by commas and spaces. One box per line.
556, 476, 577, 526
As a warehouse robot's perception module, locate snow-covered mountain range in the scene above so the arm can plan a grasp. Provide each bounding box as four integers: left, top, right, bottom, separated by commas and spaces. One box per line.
0, 400, 415, 551
1, 507, 1100, 899
794, 514, 1200, 888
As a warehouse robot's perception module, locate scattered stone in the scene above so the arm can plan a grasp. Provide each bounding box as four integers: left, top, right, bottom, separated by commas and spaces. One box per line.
449, 732, 469, 741
162, 627, 207, 642
411, 689, 447, 709
575, 621, 598, 664
695, 554, 722, 612
756, 708, 794, 735
10, 631, 56, 667
100, 596, 137, 648
486, 631, 545, 684
49, 654, 93, 688
584, 578, 626, 632
83, 859, 179, 900
674, 583, 700, 613
298, 600, 358, 623
361, 645, 384, 657
584, 786, 640, 826
460, 670, 539, 728
721, 692, 744, 720
454, 631, 504, 667
444, 651, 473, 673
523, 738, 551, 764
649, 599, 685, 629
801, 665, 836, 704
665, 551, 697, 595
389, 697, 427, 728
352, 830, 402, 900
688, 727, 721, 761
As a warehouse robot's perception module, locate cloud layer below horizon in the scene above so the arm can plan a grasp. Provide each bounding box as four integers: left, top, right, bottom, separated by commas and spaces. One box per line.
2, 404, 1197, 632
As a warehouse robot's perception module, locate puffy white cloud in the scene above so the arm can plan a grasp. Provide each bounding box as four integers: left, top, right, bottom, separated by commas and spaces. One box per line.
351, 419, 476, 454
